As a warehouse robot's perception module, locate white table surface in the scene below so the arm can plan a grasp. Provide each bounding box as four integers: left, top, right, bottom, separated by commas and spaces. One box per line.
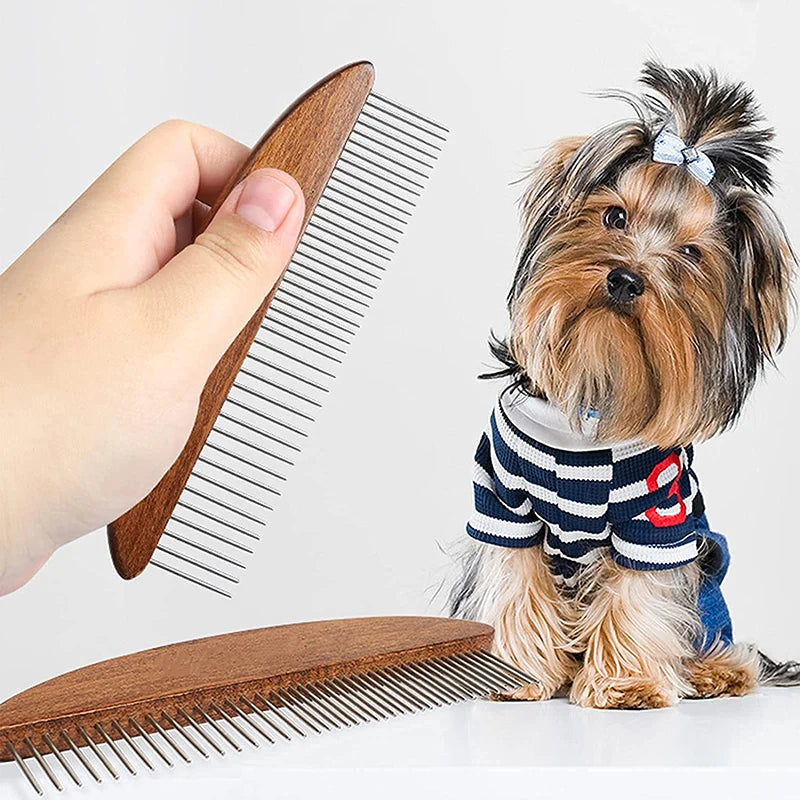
2, 687, 798, 800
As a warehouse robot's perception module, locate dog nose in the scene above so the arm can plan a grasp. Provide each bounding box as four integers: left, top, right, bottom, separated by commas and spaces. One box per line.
606, 267, 645, 303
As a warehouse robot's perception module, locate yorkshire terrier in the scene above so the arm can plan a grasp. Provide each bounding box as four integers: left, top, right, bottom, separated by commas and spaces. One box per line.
449, 63, 799, 709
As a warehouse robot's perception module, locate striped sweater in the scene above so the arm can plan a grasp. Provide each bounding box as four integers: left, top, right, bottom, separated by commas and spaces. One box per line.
466, 385, 701, 582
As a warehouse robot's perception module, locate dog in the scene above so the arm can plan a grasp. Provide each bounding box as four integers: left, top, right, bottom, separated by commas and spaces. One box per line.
449, 63, 799, 709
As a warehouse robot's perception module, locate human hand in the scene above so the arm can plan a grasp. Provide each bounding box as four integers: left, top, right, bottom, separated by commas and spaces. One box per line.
0, 120, 305, 595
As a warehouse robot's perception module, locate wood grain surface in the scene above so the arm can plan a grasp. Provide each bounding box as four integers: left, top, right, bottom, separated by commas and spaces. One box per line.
0, 617, 493, 759
107, 61, 375, 579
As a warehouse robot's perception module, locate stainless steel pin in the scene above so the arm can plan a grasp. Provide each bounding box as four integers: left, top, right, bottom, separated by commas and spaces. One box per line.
154, 545, 239, 584
183, 482, 267, 521
205, 437, 292, 479
368, 670, 424, 712
288, 263, 373, 306
111, 720, 155, 770
161, 711, 209, 759
274, 689, 323, 734
176, 707, 225, 756
326, 181, 409, 224
260, 323, 345, 362
23, 737, 61, 791
340, 146, 426, 192
316, 200, 401, 242
316, 682, 368, 724
345, 138, 429, 181
91, 724, 135, 776
403, 661, 466, 703
294, 247, 381, 291
281, 276, 367, 319
361, 672, 410, 715
383, 666, 439, 708
336, 158, 423, 202
238, 695, 291, 741
43, 733, 81, 787
225, 396, 309, 436
480, 651, 540, 685
219, 410, 303, 453
297, 240, 383, 281
9, 742, 43, 795
434, 657, 490, 694
193, 469, 275, 509
209, 702, 259, 748
328, 173, 416, 215
246, 349, 333, 391
127, 718, 173, 768
302, 684, 353, 727
192, 705, 242, 752
367, 93, 449, 136
265, 308, 351, 349
309, 209, 396, 252
60, 731, 102, 783
421, 659, 479, 698
390, 664, 446, 707
178, 499, 262, 537
254, 693, 307, 738
339, 152, 424, 196
78, 725, 119, 779
162, 530, 246, 569
237, 366, 325, 407
350, 126, 437, 169
464, 651, 525, 689
171, 514, 254, 552
231, 379, 317, 420
330, 677, 387, 720
146, 714, 191, 763
445, 654, 502, 693
224, 700, 274, 744
305, 225, 392, 264
149, 559, 232, 597
344, 674, 397, 717
358, 109, 443, 152
282, 687, 334, 730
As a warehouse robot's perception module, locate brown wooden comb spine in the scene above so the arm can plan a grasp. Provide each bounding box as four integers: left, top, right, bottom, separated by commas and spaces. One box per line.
0, 618, 493, 759
106, 62, 375, 579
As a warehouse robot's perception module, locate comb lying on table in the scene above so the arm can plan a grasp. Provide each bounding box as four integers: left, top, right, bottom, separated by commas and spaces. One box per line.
0, 617, 536, 794
107, 62, 447, 597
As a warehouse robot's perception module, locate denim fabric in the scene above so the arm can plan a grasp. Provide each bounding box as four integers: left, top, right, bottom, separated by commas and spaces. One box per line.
694, 513, 734, 650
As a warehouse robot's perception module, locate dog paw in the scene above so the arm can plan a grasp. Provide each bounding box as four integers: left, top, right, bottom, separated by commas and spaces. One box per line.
569, 670, 679, 709
490, 680, 556, 702
685, 646, 758, 699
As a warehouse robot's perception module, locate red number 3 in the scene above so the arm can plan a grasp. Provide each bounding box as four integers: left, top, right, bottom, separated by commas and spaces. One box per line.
644, 453, 687, 527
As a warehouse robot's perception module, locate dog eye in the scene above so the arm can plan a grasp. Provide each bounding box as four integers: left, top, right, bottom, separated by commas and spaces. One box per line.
678, 244, 702, 263
602, 206, 627, 231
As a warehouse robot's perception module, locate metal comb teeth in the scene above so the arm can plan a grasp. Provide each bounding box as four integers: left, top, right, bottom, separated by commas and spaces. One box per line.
147, 93, 448, 596
6, 650, 533, 794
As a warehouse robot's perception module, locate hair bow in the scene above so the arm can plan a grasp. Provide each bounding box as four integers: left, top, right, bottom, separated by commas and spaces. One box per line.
652, 129, 715, 185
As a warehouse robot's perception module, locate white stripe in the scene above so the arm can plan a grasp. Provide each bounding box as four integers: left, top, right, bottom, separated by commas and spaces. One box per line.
557, 462, 613, 481
609, 477, 649, 503
610, 535, 697, 565
547, 521, 611, 543
488, 443, 608, 519
468, 511, 543, 540
473, 463, 533, 516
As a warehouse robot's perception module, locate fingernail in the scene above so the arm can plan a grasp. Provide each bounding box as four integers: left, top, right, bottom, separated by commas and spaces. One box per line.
235, 171, 297, 232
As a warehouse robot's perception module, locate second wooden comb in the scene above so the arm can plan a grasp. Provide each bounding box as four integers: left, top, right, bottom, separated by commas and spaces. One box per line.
0, 617, 536, 794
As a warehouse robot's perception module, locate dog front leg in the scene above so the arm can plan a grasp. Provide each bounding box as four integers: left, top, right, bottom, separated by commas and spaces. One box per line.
570, 558, 699, 709
451, 542, 578, 700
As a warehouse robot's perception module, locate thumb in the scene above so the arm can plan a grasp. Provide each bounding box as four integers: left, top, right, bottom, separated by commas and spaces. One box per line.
143, 167, 305, 367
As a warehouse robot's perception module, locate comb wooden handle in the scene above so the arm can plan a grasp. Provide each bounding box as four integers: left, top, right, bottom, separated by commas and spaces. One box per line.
107, 62, 375, 579
0, 617, 493, 758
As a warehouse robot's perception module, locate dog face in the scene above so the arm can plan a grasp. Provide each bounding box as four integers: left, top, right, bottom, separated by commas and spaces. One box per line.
503, 63, 795, 448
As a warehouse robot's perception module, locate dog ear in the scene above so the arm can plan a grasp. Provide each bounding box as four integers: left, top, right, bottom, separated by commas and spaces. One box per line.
514, 137, 587, 293
729, 187, 795, 365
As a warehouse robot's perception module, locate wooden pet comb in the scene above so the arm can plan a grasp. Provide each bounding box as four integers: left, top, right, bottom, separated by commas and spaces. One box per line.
0, 617, 535, 794
106, 62, 448, 597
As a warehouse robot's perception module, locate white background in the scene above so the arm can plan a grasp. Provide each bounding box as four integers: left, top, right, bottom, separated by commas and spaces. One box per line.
1, 0, 798, 796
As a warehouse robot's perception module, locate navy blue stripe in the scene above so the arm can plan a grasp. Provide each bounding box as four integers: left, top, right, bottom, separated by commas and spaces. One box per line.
545, 529, 610, 559
474, 484, 532, 523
